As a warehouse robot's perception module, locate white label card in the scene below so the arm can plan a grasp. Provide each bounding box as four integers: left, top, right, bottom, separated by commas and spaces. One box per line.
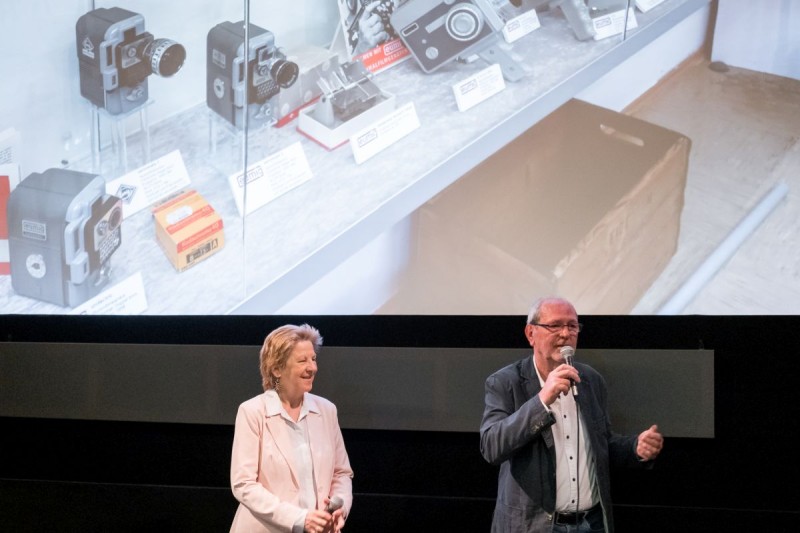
593, 8, 639, 41
350, 102, 421, 165
105, 149, 191, 220
453, 63, 506, 113
635, 0, 666, 13
502, 8, 541, 43
69, 272, 148, 315
228, 142, 313, 216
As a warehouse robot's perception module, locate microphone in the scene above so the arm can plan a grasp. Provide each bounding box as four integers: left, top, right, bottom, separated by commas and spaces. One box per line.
560, 346, 578, 397
325, 496, 344, 514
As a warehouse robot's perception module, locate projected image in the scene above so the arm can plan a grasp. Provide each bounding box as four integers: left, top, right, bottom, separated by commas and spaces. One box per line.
1, 0, 798, 316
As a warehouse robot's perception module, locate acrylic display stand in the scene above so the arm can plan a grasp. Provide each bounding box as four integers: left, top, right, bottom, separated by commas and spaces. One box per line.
207, 109, 278, 178
90, 100, 153, 176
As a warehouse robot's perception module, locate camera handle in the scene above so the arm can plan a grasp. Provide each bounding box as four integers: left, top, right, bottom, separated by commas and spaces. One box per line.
474, 39, 525, 82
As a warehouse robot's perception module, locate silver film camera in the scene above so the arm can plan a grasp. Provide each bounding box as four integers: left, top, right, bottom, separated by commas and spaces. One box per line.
76, 7, 186, 114
6, 169, 123, 307
391, 0, 523, 80
207, 21, 299, 129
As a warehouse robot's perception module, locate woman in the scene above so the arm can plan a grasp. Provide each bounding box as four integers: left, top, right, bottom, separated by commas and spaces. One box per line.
230, 324, 354, 533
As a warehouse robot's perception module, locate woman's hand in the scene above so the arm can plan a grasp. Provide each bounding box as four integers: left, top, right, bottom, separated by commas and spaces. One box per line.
304, 509, 333, 533
330, 508, 345, 533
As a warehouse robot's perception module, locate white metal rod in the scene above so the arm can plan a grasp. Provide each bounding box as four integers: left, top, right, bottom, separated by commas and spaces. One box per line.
657, 181, 790, 315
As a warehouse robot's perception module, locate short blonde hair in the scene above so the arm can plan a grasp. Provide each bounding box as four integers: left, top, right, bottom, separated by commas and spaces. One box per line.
259, 324, 323, 391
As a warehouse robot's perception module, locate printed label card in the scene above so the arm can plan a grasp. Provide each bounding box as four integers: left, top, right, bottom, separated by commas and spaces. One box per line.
105, 149, 192, 220
227, 142, 313, 216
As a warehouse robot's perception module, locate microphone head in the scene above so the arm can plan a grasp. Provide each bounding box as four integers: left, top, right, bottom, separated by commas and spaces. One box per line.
326, 496, 344, 513
559, 346, 575, 364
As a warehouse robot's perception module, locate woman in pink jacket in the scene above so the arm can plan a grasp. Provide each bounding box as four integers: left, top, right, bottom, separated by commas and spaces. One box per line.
230, 324, 354, 533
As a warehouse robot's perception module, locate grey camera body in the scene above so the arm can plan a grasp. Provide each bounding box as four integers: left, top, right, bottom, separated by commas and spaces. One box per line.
207, 21, 299, 129
6, 169, 122, 307
76, 7, 185, 115
391, 0, 505, 74
553, 0, 629, 41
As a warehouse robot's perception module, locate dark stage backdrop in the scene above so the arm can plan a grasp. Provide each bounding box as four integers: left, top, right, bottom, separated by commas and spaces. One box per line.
1, 314, 798, 531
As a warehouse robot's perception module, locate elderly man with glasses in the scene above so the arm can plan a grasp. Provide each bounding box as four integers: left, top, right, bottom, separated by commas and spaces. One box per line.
480, 297, 663, 533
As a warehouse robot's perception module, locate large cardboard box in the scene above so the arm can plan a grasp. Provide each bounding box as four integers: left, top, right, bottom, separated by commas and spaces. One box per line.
387, 98, 691, 314
152, 190, 224, 272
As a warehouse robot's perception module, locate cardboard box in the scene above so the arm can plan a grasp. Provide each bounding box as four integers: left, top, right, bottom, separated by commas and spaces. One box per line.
389, 98, 691, 314
152, 190, 224, 272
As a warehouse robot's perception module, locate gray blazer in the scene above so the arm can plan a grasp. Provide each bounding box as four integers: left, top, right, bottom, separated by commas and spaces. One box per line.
480, 355, 648, 533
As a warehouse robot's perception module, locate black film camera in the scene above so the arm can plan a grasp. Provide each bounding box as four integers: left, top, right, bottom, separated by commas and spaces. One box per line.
390, 0, 523, 80
76, 7, 186, 115
6, 169, 123, 308
207, 21, 299, 129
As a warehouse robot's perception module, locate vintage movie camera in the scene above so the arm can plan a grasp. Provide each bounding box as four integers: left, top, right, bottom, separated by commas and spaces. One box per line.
76, 7, 186, 115
6, 169, 123, 307
390, 0, 523, 81
207, 21, 300, 129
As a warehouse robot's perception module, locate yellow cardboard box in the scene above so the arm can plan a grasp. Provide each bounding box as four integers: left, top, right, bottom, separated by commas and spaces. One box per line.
152, 190, 224, 272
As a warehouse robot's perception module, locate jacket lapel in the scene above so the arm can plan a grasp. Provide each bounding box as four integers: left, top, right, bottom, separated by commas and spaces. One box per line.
304, 395, 325, 474
521, 356, 555, 449
520, 356, 540, 401
263, 395, 300, 488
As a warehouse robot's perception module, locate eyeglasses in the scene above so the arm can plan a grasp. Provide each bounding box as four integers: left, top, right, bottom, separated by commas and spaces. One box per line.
531, 322, 583, 334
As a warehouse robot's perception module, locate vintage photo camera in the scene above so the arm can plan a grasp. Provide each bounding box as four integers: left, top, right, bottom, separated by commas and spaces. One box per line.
391, 0, 522, 80
76, 7, 186, 115
6, 169, 123, 308
207, 21, 299, 129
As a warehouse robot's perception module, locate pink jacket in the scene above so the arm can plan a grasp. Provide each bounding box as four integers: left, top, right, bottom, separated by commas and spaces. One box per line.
230, 392, 354, 532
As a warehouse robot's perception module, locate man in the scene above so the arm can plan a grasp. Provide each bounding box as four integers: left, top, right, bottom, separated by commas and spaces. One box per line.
480, 297, 663, 532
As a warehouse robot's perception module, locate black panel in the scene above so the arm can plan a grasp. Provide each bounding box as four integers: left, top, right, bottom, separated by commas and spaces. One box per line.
2, 314, 800, 531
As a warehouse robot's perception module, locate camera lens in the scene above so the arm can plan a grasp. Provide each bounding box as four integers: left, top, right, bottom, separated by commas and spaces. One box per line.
145, 38, 186, 77
270, 59, 299, 89
108, 206, 123, 232
445, 4, 484, 42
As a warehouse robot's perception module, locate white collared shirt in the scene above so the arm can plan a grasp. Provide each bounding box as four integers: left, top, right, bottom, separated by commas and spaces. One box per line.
264, 390, 318, 530
534, 361, 598, 513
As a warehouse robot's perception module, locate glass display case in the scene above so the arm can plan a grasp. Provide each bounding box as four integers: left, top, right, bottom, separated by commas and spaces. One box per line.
0, 0, 704, 315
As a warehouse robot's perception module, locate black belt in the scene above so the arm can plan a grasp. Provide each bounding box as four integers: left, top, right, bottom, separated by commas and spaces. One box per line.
553, 503, 601, 525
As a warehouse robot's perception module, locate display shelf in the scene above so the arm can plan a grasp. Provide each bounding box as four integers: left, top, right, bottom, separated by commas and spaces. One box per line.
233, 0, 709, 314
0, 0, 709, 314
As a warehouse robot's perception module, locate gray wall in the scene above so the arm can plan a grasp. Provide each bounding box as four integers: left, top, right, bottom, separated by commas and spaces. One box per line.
0, 342, 713, 437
